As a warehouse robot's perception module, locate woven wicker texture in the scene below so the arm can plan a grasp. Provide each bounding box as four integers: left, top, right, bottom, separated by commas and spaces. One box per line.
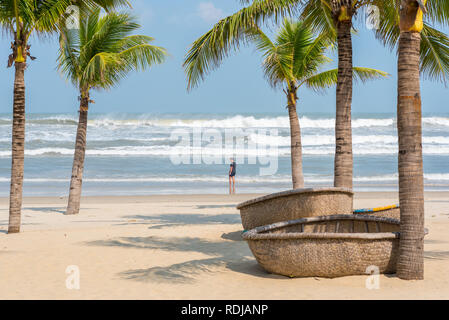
237, 188, 354, 230
243, 215, 406, 278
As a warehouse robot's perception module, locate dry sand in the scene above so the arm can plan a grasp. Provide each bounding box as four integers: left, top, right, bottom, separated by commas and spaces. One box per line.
0, 192, 448, 300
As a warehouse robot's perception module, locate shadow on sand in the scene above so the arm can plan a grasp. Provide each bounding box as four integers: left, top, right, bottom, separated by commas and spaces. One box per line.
24, 207, 67, 214
196, 204, 237, 209
120, 213, 242, 230
87, 233, 280, 284
424, 250, 449, 260
425, 239, 448, 244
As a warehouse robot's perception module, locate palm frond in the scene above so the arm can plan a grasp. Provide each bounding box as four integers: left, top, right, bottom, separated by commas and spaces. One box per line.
119, 43, 167, 71
294, 27, 332, 80
373, 0, 400, 50
299, 0, 336, 40
82, 0, 131, 11
303, 67, 389, 92
420, 23, 449, 83
0, 0, 131, 40
58, 9, 167, 91
374, 1, 449, 83
352, 66, 389, 83
58, 28, 82, 87
426, 0, 449, 26
183, 0, 303, 90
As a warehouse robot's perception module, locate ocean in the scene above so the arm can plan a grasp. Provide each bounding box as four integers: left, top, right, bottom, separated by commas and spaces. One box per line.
0, 112, 448, 196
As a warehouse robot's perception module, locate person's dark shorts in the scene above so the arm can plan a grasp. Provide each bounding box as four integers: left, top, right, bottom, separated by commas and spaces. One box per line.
229, 173, 236, 177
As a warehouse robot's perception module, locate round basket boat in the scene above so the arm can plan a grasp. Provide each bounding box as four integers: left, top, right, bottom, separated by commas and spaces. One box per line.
237, 188, 354, 230
354, 205, 400, 220
243, 215, 426, 278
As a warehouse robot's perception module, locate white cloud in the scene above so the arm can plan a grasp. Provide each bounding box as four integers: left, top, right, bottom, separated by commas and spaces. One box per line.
197, 2, 225, 23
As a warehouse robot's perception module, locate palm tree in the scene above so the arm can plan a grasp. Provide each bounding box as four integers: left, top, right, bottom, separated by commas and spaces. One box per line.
301, 0, 360, 189
1, 0, 81, 234
365, 0, 449, 281
328, 0, 356, 189
0, 0, 130, 234
58, 9, 167, 215
301, 0, 449, 280
395, 0, 427, 281
186, 19, 387, 188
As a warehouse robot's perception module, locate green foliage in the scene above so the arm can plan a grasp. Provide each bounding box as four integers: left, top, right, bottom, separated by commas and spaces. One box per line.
425, 0, 449, 26
78, 0, 131, 12
253, 20, 387, 92
57, 9, 167, 92
298, 0, 335, 40
252, 20, 332, 90
304, 67, 389, 92
420, 24, 449, 83
184, 0, 449, 88
0, 0, 71, 36
184, 6, 387, 93
183, 0, 301, 90
300, 0, 449, 83
374, 0, 449, 83
0, 0, 130, 37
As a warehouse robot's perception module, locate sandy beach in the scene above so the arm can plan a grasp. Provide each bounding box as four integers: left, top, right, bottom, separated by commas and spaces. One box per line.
0, 192, 448, 300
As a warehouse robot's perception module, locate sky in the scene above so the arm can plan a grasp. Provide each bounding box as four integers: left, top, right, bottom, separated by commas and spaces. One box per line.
0, 0, 447, 115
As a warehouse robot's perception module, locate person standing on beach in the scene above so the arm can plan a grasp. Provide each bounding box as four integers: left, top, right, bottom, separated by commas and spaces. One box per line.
229, 158, 236, 194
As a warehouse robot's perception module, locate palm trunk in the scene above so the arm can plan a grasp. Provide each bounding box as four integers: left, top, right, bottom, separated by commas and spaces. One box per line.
334, 20, 353, 189
8, 62, 26, 234
287, 89, 304, 189
396, 31, 425, 280
66, 94, 89, 215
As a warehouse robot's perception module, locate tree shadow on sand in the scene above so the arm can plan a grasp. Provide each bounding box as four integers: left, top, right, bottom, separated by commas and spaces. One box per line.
424, 251, 449, 260
24, 207, 67, 214
196, 204, 237, 209
119, 213, 242, 230
0, 222, 41, 227
86, 233, 280, 284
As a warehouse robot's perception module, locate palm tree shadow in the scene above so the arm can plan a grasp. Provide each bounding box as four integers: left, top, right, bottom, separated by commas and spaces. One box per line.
0, 222, 41, 227
120, 257, 227, 283
87, 234, 280, 283
24, 207, 67, 215
424, 250, 449, 260
364, 250, 449, 280
196, 205, 237, 209
425, 239, 448, 244
120, 213, 242, 230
